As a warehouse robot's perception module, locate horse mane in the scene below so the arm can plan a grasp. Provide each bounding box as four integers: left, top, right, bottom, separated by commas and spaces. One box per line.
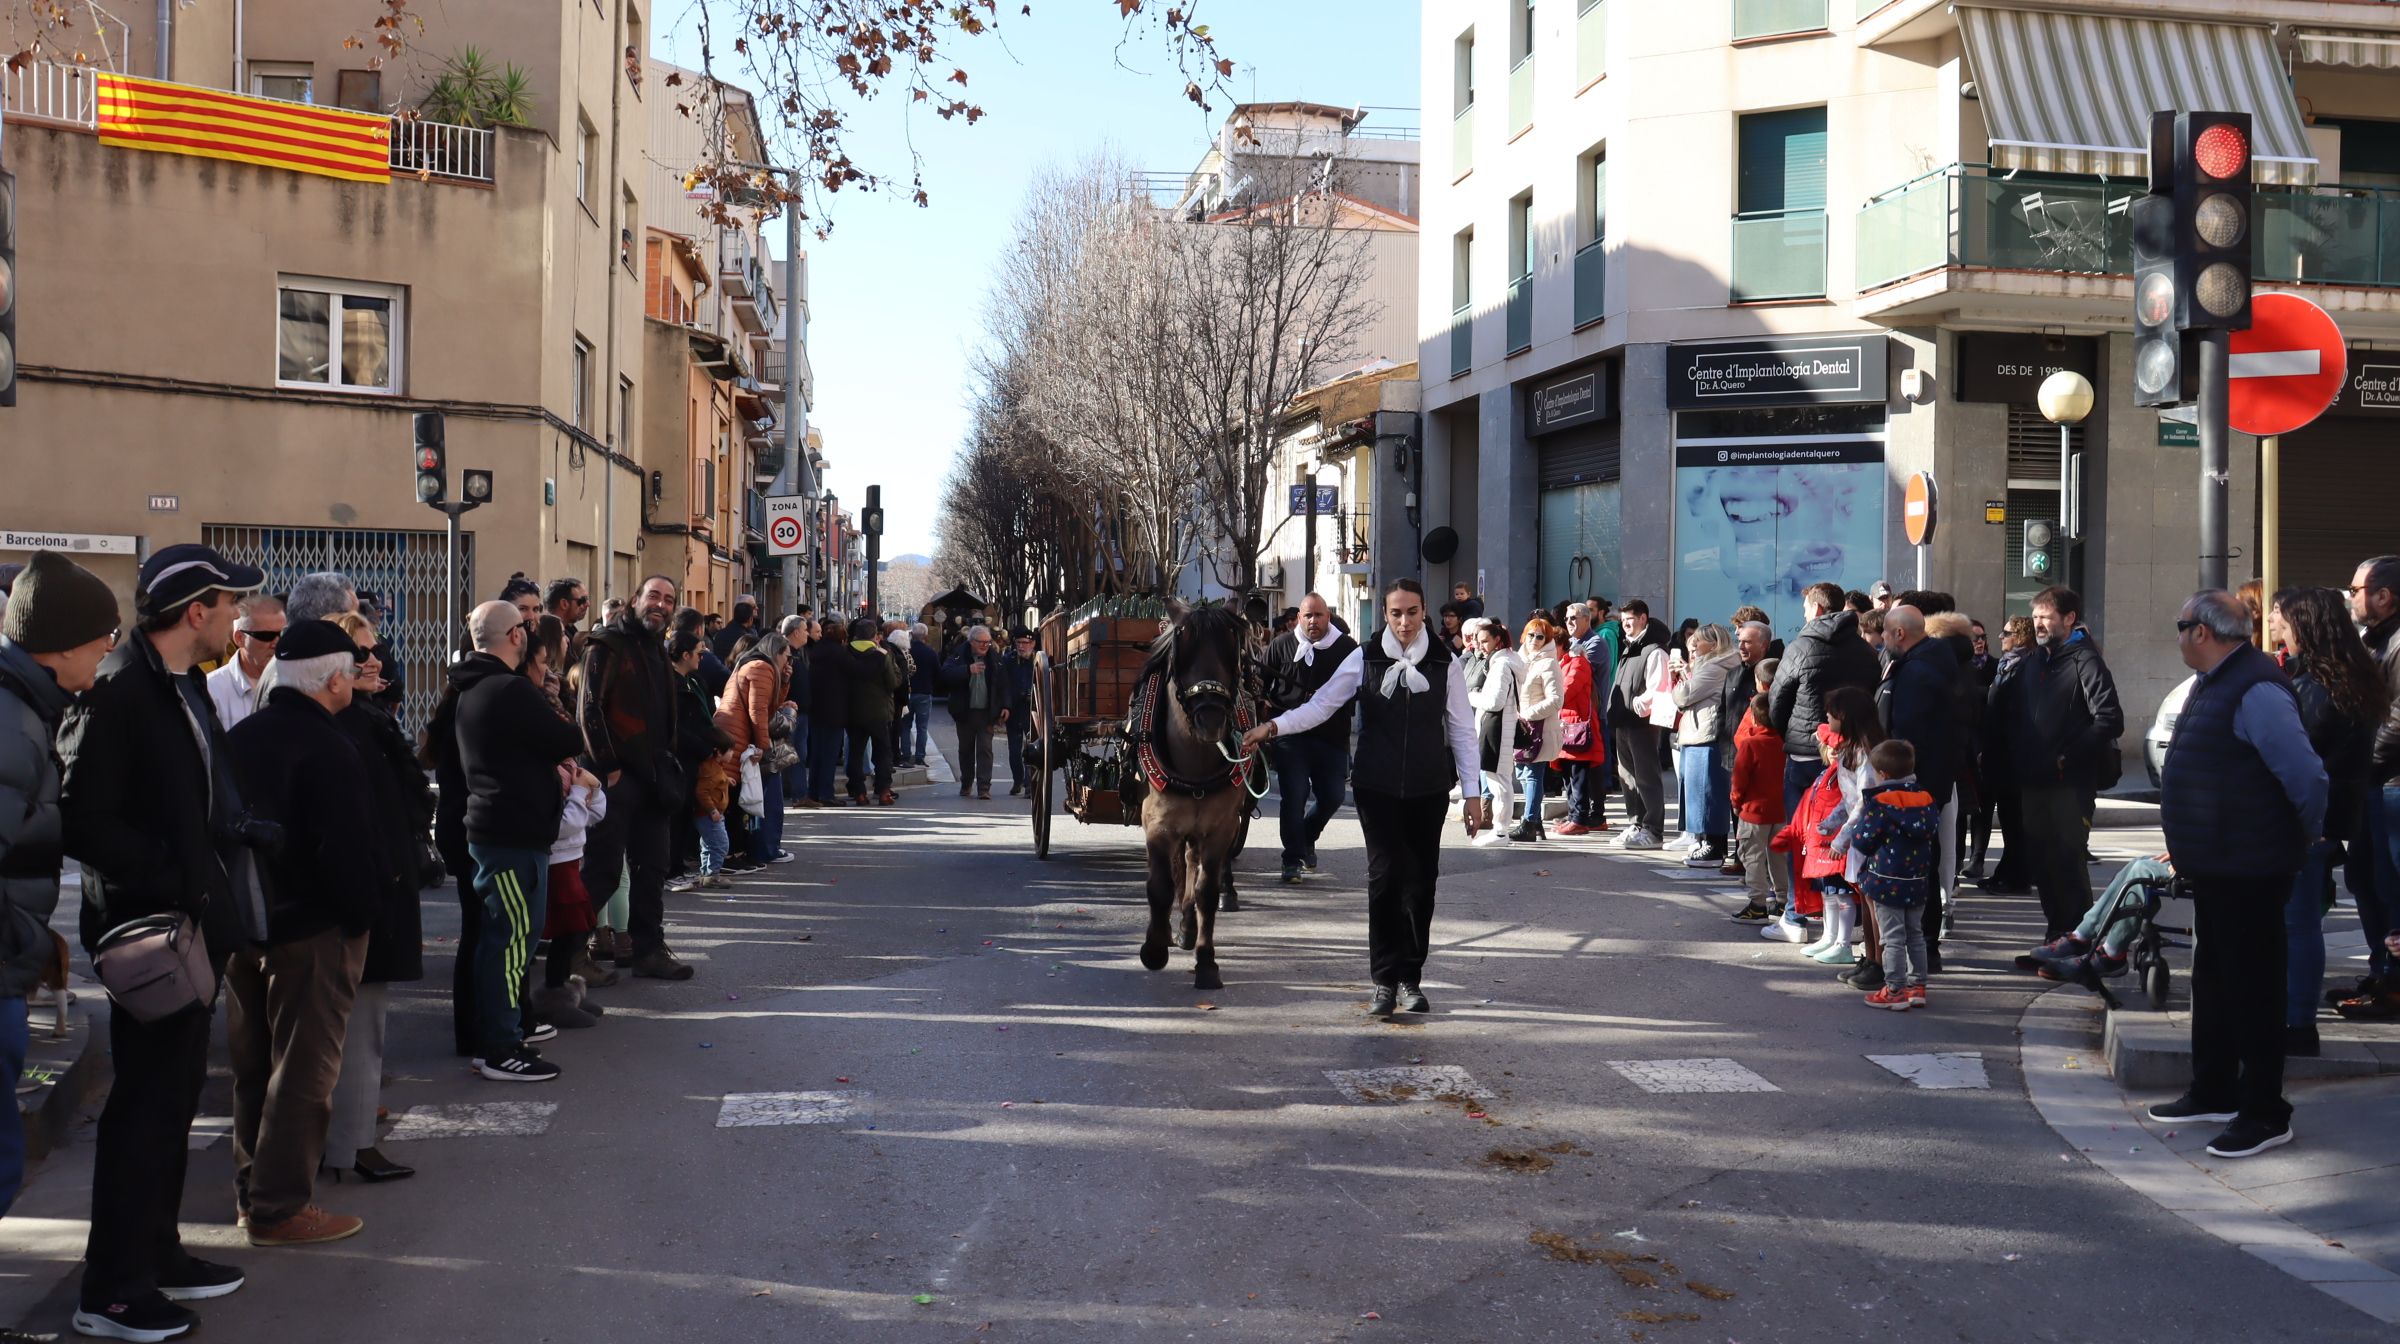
1144, 601, 1251, 682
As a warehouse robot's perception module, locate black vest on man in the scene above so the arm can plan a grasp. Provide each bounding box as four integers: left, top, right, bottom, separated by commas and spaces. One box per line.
1264, 629, 1359, 746
1352, 631, 1457, 800
2160, 642, 2306, 880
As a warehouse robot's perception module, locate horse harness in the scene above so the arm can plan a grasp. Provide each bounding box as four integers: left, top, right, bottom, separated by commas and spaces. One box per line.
1126, 667, 1264, 800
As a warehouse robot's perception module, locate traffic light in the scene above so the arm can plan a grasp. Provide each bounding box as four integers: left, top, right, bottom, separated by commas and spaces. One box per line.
461, 468, 494, 504
414, 411, 446, 504
2023, 520, 2057, 579
2131, 110, 2253, 407
0, 164, 17, 408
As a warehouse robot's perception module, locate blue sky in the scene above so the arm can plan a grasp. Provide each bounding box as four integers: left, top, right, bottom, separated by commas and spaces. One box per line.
665, 1, 1422, 557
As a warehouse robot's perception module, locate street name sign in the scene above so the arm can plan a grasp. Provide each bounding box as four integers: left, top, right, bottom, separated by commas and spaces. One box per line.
1, 529, 136, 555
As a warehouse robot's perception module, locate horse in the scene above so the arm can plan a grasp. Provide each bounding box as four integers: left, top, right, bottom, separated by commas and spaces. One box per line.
1125, 603, 1260, 991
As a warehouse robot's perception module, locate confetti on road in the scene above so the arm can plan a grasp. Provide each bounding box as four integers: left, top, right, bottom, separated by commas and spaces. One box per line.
1325, 1065, 1493, 1104
1606, 1059, 1780, 1094
715, 1091, 862, 1127
385, 1101, 558, 1141
1865, 1052, 1990, 1090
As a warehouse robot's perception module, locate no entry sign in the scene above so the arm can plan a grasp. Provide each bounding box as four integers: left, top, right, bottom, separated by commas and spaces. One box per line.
1902, 472, 1937, 547
2229, 294, 2348, 437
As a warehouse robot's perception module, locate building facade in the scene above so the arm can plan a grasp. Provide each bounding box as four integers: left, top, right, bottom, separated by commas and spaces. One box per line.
1419, 0, 2400, 755
2, 0, 653, 727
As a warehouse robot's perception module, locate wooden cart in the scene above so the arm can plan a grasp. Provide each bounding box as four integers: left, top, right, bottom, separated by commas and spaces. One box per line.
1027, 609, 1163, 859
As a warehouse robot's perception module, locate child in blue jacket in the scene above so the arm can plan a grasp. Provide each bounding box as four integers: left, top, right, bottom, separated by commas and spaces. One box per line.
1847, 739, 1940, 1010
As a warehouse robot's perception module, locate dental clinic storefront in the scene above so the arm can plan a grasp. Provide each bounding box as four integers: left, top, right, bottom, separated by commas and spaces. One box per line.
1665, 333, 1893, 635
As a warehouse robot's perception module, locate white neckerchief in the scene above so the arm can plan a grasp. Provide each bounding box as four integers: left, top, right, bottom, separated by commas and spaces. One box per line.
1297, 624, 1342, 666
1378, 627, 1431, 697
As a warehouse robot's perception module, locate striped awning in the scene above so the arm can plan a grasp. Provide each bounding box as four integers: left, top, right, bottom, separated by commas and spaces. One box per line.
1958, 7, 2317, 185
2296, 30, 2400, 71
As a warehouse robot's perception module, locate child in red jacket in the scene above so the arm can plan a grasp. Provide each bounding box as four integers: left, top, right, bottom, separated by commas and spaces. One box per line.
1728, 664, 1788, 925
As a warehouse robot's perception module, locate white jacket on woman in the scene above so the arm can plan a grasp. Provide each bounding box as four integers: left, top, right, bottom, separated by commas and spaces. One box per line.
1516, 647, 1564, 764
1470, 648, 1525, 747
1671, 650, 1741, 747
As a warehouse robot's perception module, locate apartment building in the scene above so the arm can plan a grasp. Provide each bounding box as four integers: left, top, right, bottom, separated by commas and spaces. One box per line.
1, 0, 651, 727
639, 59, 809, 617
1420, 0, 2400, 740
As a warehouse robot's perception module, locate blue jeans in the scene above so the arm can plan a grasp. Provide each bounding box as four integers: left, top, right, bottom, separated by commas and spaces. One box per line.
751, 770, 785, 862
467, 843, 550, 1060
0, 995, 25, 1216
2288, 839, 2338, 1027
2365, 785, 2400, 979
1274, 734, 1350, 865
1678, 744, 1723, 840
1708, 739, 1735, 837
809, 721, 846, 802
698, 812, 730, 875
908, 694, 933, 763
1783, 754, 1821, 822
1515, 761, 1547, 830
1561, 761, 1605, 825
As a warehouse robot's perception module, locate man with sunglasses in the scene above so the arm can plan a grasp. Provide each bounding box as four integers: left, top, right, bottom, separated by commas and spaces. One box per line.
206, 594, 287, 731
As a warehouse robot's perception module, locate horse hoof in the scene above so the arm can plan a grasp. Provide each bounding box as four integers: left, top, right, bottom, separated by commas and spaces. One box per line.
1179, 925, 1197, 953
1139, 942, 1168, 971
1195, 968, 1224, 991
1219, 891, 1242, 913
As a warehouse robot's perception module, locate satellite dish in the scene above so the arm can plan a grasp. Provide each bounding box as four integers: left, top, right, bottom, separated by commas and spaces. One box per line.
1421, 527, 1459, 564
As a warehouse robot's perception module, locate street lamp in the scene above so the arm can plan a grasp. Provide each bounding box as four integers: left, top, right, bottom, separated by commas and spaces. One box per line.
2037, 370, 2093, 587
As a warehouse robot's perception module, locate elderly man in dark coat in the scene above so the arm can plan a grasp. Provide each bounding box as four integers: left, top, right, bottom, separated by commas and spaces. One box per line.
223, 620, 377, 1249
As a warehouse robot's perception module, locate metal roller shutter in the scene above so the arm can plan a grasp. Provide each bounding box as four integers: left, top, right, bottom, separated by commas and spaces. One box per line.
1537, 422, 1621, 490
2277, 418, 2398, 592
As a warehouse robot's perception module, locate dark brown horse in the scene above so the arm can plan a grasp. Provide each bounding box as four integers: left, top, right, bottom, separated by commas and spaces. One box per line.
1127, 604, 1258, 991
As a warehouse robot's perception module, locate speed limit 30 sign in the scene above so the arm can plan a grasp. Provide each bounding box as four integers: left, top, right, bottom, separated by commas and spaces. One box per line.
762, 494, 809, 556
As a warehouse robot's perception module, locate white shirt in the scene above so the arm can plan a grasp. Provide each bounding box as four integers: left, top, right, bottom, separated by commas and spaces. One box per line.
206, 658, 266, 731
1268, 645, 1482, 799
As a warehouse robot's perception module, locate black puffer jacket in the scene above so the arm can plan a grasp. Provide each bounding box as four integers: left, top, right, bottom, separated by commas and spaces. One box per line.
0, 640, 71, 998
1768, 609, 1880, 761
1877, 634, 1960, 805
58, 632, 247, 965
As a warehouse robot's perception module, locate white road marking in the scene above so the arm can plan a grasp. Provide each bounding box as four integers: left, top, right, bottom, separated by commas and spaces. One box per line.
383, 1101, 558, 1140
716, 1090, 862, 1127
188, 1116, 232, 1150
1606, 1058, 1780, 1094
1867, 1052, 1990, 1090
1324, 1065, 1491, 1104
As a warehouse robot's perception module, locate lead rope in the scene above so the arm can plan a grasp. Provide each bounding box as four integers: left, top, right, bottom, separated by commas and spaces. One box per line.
1213, 736, 1270, 801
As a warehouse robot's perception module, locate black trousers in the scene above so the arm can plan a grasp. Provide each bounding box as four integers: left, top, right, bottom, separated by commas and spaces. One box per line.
1354, 788, 1449, 987
2188, 876, 2294, 1126
451, 875, 481, 1055
83, 1000, 214, 1306
583, 771, 672, 956
847, 723, 895, 796
2020, 784, 2094, 936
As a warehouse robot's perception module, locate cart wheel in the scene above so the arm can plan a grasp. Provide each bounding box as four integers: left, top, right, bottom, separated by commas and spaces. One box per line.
1032, 651, 1055, 861
2144, 960, 2170, 1012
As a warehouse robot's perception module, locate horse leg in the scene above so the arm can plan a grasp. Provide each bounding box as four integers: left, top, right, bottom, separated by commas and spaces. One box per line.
1139, 830, 1173, 971
1193, 844, 1224, 991
1177, 838, 1199, 952
1220, 809, 1249, 912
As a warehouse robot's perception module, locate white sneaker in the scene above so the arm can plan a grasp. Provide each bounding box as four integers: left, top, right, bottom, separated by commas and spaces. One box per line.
1472, 830, 1508, 847
1622, 828, 1663, 851
1761, 917, 1811, 943
1669, 832, 1700, 852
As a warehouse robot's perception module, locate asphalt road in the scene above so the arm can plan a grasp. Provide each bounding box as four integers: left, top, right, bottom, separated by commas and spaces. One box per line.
10, 758, 2391, 1342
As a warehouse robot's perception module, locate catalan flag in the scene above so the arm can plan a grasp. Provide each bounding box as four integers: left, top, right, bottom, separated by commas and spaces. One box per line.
95, 73, 391, 183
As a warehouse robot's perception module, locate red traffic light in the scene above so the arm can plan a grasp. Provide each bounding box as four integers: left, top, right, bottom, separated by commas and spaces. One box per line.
417, 447, 441, 470
2194, 123, 2247, 180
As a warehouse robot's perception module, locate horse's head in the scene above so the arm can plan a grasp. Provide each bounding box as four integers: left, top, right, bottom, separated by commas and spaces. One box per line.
1151, 601, 1247, 743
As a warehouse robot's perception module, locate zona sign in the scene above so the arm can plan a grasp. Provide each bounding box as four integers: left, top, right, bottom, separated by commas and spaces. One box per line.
2228, 293, 2347, 437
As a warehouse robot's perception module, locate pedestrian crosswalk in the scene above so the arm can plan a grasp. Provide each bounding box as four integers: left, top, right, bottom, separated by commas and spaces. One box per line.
716, 1090, 862, 1127
1866, 1052, 1990, 1090
383, 1101, 556, 1140
1607, 1058, 1779, 1094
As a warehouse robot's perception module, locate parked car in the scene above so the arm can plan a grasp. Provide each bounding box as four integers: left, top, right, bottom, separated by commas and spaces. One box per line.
2143, 674, 2196, 790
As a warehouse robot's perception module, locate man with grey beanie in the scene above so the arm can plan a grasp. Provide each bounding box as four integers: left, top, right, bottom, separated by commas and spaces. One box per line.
1, 553, 120, 1222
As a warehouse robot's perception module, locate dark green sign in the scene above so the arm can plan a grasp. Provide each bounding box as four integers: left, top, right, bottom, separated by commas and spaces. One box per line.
2158, 416, 2198, 447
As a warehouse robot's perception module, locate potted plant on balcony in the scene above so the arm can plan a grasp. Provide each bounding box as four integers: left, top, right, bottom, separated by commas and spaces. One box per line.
403, 46, 535, 176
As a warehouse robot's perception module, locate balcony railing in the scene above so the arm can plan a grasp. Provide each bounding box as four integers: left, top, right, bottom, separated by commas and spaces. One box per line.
1573, 238, 1607, 327
1508, 54, 1534, 139
1854, 163, 2400, 293
1506, 274, 1533, 354
1731, 207, 1828, 302
1733, 0, 1829, 40
3, 60, 496, 183
753, 435, 787, 483
1577, 0, 1607, 89
745, 490, 767, 539
1449, 303, 1473, 378
1452, 103, 1474, 180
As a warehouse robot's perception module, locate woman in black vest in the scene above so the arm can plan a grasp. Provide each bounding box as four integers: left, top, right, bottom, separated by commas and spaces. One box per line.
1244, 580, 1483, 1017
2273, 587, 2386, 1053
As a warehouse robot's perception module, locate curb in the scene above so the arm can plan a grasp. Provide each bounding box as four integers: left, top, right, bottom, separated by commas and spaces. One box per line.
2019, 984, 2400, 1325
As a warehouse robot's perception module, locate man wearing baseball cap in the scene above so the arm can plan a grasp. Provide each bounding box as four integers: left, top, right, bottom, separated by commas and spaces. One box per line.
59, 542, 262, 1340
